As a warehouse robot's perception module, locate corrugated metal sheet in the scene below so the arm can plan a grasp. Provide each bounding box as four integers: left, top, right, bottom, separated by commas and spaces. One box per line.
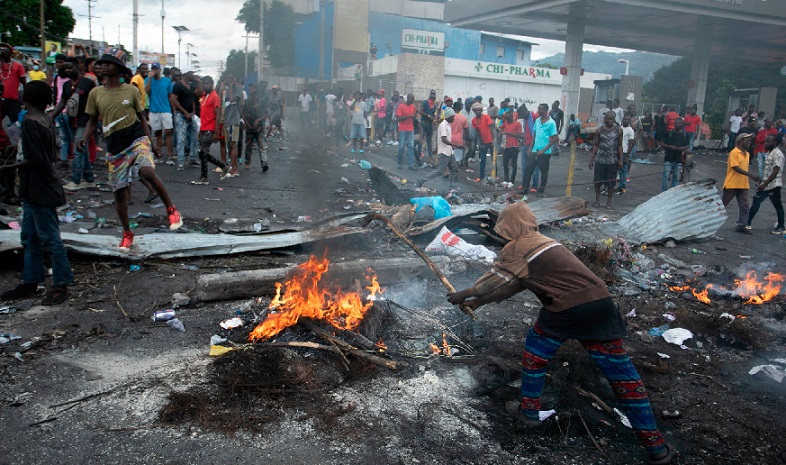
613, 180, 727, 243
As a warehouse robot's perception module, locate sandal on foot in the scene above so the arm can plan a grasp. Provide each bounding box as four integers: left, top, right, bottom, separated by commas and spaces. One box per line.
505, 401, 542, 428
647, 443, 677, 465
593, 202, 601, 207
606, 205, 614, 210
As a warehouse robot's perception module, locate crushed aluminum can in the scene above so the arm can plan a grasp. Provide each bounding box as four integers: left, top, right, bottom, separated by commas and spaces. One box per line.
152, 309, 176, 322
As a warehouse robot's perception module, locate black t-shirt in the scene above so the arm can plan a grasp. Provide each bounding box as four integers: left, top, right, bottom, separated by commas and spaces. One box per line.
654, 114, 667, 132
641, 116, 652, 132
19, 117, 66, 207
190, 81, 201, 117
172, 82, 195, 114
75, 77, 96, 128
550, 108, 564, 130
663, 130, 688, 163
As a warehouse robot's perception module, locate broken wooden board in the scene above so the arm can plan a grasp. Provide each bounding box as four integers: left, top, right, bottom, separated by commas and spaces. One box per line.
193, 255, 466, 302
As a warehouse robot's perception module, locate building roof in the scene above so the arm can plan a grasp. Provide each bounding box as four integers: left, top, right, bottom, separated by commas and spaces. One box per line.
480, 32, 538, 47
445, 0, 786, 65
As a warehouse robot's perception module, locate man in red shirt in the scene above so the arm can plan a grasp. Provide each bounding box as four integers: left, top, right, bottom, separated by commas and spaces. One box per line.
664, 107, 679, 132
395, 93, 417, 169
0, 43, 27, 123
194, 76, 229, 184
754, 117, 778, 179
472, 103, 495, 181
683, 106, 702, 152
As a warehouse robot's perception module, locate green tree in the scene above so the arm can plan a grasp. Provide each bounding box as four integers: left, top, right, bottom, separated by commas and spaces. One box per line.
644, 57, 786, 133
222, 49, 258, 80
236, 0, 296, 70
0, 0, 75, 47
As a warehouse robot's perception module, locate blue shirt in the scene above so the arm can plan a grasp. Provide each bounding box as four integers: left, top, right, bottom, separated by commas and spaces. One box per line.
533, 117, 558, 154
145, 76, 172, 113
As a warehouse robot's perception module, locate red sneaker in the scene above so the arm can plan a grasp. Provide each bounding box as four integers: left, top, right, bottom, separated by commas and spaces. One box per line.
119, 230, 134, 250
167, 206, 183, 230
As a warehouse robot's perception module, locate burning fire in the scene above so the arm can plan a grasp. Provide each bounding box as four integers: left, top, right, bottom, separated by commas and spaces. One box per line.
736, 271, 784, 305
375, 337, 388, 353
669, 271, 784, 305
429, 333, 452, 356
248, 256, 382, 341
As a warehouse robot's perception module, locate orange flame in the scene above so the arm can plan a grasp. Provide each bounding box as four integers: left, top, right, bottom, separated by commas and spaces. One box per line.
441, 332, 452, 356
691, 284, 713, 304
248, 256, 382, 341
429, 343, 441, 355
669, 285, 691, 292
375, 337, 387, 353
735, 271, 784, 305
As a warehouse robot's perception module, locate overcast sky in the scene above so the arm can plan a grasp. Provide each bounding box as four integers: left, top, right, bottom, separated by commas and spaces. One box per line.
63, 0, 628, 77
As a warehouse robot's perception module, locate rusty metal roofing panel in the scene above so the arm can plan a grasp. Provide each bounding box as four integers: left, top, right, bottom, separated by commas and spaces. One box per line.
614, 180, 727, 244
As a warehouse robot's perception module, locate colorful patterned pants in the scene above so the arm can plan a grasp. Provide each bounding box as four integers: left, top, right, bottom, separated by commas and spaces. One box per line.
518, 324, 667, 455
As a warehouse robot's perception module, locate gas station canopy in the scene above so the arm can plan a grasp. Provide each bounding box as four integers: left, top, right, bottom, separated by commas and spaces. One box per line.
444, 0, 786, 65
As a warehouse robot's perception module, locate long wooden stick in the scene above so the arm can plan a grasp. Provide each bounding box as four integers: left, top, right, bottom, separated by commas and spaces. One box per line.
361, 212, 478, 320
546, 374, 615, 417
305, 322, 406, 370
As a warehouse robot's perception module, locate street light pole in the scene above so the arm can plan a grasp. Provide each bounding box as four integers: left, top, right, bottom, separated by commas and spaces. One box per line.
617, 58, 630, 76
172, 25, 189, 68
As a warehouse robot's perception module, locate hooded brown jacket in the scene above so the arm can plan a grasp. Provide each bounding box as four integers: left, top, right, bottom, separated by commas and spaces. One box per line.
470, 202, 610, 312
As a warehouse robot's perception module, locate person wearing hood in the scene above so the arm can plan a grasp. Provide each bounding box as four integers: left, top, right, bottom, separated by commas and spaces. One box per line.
447, 202, 676, 465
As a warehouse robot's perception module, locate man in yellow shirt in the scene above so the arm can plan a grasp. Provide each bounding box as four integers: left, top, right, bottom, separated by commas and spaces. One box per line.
28, 63, 47, 81
722, 132, 761, 233
129, 63, 149, 111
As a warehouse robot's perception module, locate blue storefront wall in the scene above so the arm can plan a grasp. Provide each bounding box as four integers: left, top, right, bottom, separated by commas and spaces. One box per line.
294, 2, 335, 79
294, 8, 533, 78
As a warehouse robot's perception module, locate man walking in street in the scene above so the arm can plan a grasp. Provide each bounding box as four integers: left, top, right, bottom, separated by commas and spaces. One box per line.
521, 103, 558, 196
723, 133, 760, 234
498, 110, 523, 185
79, 48, 183, 250
747, 133, 784, 234
590, 112, 623, 209
243, 83, 269, 172
145, 63, 174, 163
192, 75, 228, 185
220, 72, 243, 177
683, 106, 701, 152
61, 60, 96, 191
549, 100, 564, 150
449, 101, 470, 172
471, 103, 495, 182
616, 113, 636, 195
754, 118, 778, 179
298, 88, 312, 133
417, 108, 463, 191
170, 68, 200, 171
395, 93, 417, 170
728, 109, 743, 151
660, 118, 689, 192
418, 90, 439, 163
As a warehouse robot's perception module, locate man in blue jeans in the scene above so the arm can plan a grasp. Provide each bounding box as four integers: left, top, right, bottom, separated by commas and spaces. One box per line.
395, 93, 417, 169
661, 118, 688, 192
1, 81, 72, 305
61, 61, 96, 191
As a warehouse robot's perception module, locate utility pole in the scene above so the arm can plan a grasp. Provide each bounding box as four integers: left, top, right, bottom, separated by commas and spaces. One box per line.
133, 0, 139, 65
257, 0, 264, 79
242, 34, 258, 79
171, 26, 188, 68
160, 0, 165, 54
79, 0, 101, 55
39, 0, 45, 65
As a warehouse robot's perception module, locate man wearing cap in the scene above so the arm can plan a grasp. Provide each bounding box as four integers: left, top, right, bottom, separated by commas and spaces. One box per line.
78, 48, 183, 251
0, 43, 27, 124
417, 108, 462, 190
144, 62, 174, 163
723, 132, 760, 234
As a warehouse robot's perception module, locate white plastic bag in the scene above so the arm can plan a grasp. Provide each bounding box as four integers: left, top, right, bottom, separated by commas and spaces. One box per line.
425, 226, 497, 263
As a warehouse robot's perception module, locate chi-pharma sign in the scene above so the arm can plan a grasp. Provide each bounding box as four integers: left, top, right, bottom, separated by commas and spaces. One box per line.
401, 29, 445, 56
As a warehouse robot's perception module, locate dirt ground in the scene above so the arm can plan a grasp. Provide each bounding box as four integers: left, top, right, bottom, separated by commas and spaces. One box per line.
1, 119, 785, 464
